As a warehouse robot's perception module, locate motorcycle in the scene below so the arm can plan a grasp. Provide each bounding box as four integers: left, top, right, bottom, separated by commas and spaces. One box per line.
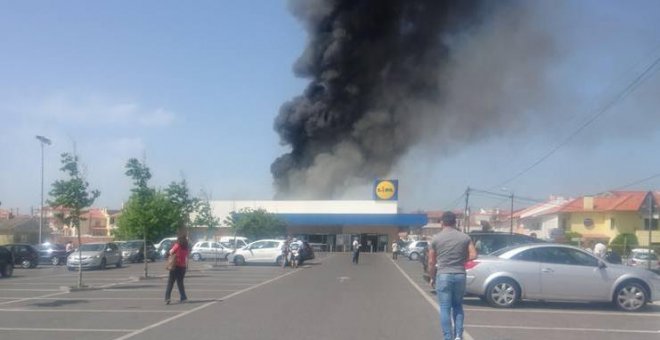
290, 249, 301, 268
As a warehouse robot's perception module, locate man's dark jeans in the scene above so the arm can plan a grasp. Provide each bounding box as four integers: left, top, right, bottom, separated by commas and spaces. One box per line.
352, 250, 360, 264
165, 266, 187, 301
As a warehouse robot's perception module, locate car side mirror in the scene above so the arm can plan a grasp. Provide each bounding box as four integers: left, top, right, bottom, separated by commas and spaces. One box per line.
598, 260, 607, 269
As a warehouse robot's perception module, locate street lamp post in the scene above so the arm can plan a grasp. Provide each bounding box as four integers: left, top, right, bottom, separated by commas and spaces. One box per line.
36, 135, 52, 245
501, 188, 514, 234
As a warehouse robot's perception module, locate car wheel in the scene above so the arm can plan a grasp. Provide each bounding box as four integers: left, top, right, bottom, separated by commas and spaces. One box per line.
234, 256, 245, 266
99, 258, 107, 270
614, 281, 648, 311
116, 259, 122, 268
51, 257, 60, 266
1, 264, 13, 278
192, 253, 202, 261
67, 266, 76, 271
409, 252, 419, 261
486, 278, 520, 308
21, 260, 31, 269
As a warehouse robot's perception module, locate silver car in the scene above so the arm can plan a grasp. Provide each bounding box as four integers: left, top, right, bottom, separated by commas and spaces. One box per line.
191, 241, 229, 261
67, 242, 122, 270
465, 243, 660, 311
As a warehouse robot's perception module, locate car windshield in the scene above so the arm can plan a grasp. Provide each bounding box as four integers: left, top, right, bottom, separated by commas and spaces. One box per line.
120, 241, 143, 249
634, 253, 658, 260
489, 245, 522, 257
79, 244, 106, 252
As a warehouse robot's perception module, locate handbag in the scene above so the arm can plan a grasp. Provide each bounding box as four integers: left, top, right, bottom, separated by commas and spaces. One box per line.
166, 253, 176, 271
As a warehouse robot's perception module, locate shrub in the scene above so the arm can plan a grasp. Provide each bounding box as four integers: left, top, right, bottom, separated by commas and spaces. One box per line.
609, 233, 638, 256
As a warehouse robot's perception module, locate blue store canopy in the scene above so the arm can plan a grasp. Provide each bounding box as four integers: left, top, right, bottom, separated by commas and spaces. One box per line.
274, 213, 427, 227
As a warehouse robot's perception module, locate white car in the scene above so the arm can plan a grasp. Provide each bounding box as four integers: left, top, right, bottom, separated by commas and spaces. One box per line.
227, 239, 286, 266
627, 248, 660, 271
190, 241, 229, 261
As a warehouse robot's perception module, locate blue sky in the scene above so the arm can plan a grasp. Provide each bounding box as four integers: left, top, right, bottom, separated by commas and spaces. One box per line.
1, 1, 659, 214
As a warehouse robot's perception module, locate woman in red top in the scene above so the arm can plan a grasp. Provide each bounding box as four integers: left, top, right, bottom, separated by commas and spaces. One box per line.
165, 235, 189, 304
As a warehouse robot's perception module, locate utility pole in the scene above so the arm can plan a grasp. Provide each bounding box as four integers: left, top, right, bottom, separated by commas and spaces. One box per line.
464, 187, 470, 233
648, 191, 654, 271
36, 135, 52, 244
510, 192, 514, 234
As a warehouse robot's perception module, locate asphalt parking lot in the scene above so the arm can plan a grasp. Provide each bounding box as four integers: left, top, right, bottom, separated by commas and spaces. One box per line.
1, 254, 658, 340
394, 256, 660, 340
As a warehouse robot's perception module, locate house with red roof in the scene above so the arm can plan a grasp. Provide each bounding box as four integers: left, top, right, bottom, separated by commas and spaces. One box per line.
560, 191, 660, 247
514, 196, 570, 240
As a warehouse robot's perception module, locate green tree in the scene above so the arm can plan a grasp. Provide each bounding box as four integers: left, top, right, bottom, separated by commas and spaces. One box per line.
610, 233, 639, 257
223, 208, 287, 241
115, 159, 180, 242
165, 179, 198, 230
48, 153, 100, 288
193, 193, 219, 240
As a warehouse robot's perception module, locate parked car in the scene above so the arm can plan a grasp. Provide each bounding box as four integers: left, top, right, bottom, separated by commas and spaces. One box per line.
288, 241, 315, 264
0, 245, 14, 278
227, 239, 287, 266
3, 243, 39, 269
119, 240, 157, 263
219, 236, 249, 250
191, 241, 230, 261
465, 243, 660, 311
67, 242, 122, 270
627, 248, 660, 271
404, 240, 429, 261
155, 237, 177, 258
37, 243, 69, 265
469, 231, 545, 255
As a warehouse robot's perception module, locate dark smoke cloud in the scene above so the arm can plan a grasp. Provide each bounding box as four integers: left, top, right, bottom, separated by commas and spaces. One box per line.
272, 0, 550, 199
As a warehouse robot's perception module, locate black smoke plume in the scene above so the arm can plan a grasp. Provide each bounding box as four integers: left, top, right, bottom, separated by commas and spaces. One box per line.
272, 0, 490, 198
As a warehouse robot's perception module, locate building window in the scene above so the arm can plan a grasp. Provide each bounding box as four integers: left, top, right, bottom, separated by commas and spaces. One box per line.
644, 218, 659, 231
610, 218, 616, 230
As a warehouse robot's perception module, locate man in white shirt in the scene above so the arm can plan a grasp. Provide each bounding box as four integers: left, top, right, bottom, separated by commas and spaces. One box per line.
352, 238, 361, 264
392, 241, 399, 260
594, 242, 607, 258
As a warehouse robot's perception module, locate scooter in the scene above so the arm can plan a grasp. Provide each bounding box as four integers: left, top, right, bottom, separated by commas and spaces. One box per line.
290, 249, 300, 268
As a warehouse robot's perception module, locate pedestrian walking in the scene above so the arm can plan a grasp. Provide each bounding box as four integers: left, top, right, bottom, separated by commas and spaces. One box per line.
594, 242, 607, 259
165, 235, 189, 305
428, 211, 477, 340
352, 238, 361, 264
392, 241, 399, 260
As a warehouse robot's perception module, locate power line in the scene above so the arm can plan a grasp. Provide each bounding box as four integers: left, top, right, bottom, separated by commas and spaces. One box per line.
613, 171, 660, 191
494, 53, 660, 189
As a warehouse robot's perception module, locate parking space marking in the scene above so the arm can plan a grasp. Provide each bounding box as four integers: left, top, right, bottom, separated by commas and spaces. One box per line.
102, 288, 237, 292
112, 268, 303, 340
466, 324, 660, 334
0, 308, 178, 313
0, 327, 136, 332
113, 255, 334, 340
390, 256, 475, 340
464, 307, 660, 318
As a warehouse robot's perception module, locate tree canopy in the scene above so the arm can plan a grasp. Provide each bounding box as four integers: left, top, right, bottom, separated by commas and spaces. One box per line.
223, 208, 287, 241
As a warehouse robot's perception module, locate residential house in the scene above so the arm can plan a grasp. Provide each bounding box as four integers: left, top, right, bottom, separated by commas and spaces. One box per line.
514, 197, 569, 240
560, 191, 660, 247
0, 216, 40, 244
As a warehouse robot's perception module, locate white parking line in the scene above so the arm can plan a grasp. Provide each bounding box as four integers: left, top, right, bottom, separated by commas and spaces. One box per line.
113, 254, 334, 340
0, 327, 135, 332
0, 308, 178, 313
464, 307, 660, 318
102, 288, 237, 292
466, 324, 660, 334
390, 256, 475, 340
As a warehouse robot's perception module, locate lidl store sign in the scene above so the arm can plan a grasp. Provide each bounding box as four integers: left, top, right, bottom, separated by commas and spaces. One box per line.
374, 180, 398, 201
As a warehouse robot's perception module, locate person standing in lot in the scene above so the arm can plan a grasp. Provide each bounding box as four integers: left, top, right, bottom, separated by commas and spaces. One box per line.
428, 211, 477, 340
352, 238, 361, 264
392, 241, 399, 260
165, 235, 189, 305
